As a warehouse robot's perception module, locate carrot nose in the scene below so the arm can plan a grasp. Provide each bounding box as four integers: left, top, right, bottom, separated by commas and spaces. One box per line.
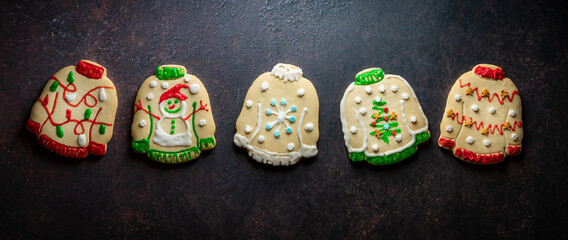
168, 104, 176, 110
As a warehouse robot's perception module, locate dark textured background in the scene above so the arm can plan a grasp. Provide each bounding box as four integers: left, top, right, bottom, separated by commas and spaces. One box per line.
1, 0, 567, 239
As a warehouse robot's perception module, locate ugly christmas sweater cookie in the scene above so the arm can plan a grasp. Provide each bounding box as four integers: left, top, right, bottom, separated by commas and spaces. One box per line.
234, 63, 319, 166
438, 64, 523, 164
131, 65, 216, 163
26, 60, 118, 158
340, 68, 430, 165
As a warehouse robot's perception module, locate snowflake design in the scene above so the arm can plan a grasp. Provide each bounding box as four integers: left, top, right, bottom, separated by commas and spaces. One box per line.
264, 98, 297, 138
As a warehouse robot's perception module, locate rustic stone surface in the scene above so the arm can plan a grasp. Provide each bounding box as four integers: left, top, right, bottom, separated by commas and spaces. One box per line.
1, 0, 567, 239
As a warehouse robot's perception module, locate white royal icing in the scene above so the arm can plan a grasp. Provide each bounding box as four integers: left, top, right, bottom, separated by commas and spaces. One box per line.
246, 100, 253, 108
65, 94, 77, 102
189, 84, 200, 94
454, 94, 461, 102
374, 96, 382, 103
350, 126, 357, 134
271, 63, 303, 82
379, 85, 385, 93
395, 135, 402, 143
149, 80, 157, 88
410, 116, 417, 124
287, 143, 295, 152
391, 85, 398, 93
483, 139, 491, 147
139, 120, 146, 127
305, 123, 314, 132
512, 133, 518, 141
258, 135, 265, 143
261, 81, 269, 92
509, 110, 516, 117
161, 82, 169, 89
184, 75, 191, 83
467, 136, 475, 144
146, 93, 153, 101
359, 107, 367, 115
372, 144, 379, 152
199, 119, 206, 127
297, 88, 305, 97
446, 125, 453, 133
244, 125, 252, 134
77, 134, 87, 147
99, 88, 107, 102
365, 86, 372, 94
489, 107, 496, 114
354, 97, 361, 104
401, 93, 409, 100
471, 105, 479, 112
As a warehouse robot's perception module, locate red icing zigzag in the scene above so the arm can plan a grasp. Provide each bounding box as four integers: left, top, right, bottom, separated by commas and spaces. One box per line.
459, 79, 520, 105
448, 111, 522, 135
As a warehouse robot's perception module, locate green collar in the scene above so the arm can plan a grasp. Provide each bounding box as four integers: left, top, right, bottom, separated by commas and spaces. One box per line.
354, 68, 384, 85
156, 66, 185, 80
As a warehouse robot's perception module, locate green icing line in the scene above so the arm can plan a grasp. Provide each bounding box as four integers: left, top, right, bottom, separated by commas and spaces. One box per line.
354, 68, 384, 85
350, 131, 430, 165
67, 71, 74, 84
50, 80, 59, 92
84, 109, 92, 119
99, 124, 106, 134
56, 125, 64, 138
155, 66, 185, 80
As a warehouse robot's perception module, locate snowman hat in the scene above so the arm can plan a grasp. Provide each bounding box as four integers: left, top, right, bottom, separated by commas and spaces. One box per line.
160, 84, 189, 103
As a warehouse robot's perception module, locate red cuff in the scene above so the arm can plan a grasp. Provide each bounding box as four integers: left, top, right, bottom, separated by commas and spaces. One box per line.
455, 148, 505, 164
507, 145, 521, 155
439, 137, 455, 149
26, 119, 41, 135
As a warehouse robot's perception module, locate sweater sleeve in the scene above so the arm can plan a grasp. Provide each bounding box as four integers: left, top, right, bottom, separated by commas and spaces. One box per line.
438, 80, 464, 149
502, 79, 523, 155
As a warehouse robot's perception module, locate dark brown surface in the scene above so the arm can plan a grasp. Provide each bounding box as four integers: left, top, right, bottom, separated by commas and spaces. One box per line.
1, 0, 567, 239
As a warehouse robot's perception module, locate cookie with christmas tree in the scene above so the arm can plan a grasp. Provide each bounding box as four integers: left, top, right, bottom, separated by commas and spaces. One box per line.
131, 65, 216, 163
234, 63, 319, 166
340, 68, 430, 165
438, 64, 523, 164
26, 60, 118, 158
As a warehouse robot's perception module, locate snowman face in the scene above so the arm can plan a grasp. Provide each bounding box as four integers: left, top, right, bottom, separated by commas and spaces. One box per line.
163, 97, 182, 114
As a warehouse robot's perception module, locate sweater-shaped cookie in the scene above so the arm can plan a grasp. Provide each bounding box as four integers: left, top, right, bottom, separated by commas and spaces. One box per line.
438, 64, 523, 164
234, 64, 319, 166
26, 60, 118, 158
340, 68, 430, 165
131, 65, 216, 163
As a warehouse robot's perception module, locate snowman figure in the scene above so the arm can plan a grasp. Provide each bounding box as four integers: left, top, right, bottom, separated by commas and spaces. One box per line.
153, 84, 193, 147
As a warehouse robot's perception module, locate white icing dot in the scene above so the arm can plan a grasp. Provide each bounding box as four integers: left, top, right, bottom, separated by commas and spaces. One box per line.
261, 81, 269, 92
454, 94, 461, 102
198, 119, 206, 127
372, 144, 379, 152
512, 133, 518, 141
489, 107, 496, 114
189, 84, 200, 94
365, 86, 372, 94
509, 110, 517, 117
139, 120, 146, 127
184, 75, 191, 83
350, 126, 357, 134
471, 105, 479, 112
305, 123, 314, 132
99, 88, 107, 102
379, 85, 385, 93
374, 96, 382, 103
77, 134, 87, 147
467, 136, 475, 144
354, 97, 361, 104
258, 135, 265, 143
297, 88, 305, 97
146, 93, 154, 100
446, 125, 453, 133
359, 107, 367, 115
161, 82, 169, 89
246, 100, 253, 108
244, 125, 252, 134
287, 143, 295, 152
65, 94, 77, 102
401, 93, 409, 100
391, 85, 398, 93
395, 135, 402, 143
410, 116, 417, 124
149, 80, 157, 88
483, 139, 491, 147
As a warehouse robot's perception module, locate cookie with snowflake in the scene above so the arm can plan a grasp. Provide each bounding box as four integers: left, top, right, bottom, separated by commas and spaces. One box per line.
439, 64, 523, 164
131, 65, 216, 163
26, 60, 118, 158
234, 63, 319, 166
340, 68, 430, 165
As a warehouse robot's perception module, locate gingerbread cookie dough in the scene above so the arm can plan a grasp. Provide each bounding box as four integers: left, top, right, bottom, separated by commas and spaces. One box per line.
234, 63, 319, 166
26, 60, 118, 158
340, 68, 430, 165
438, 64, 523, 164
131, 65, 216, 163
